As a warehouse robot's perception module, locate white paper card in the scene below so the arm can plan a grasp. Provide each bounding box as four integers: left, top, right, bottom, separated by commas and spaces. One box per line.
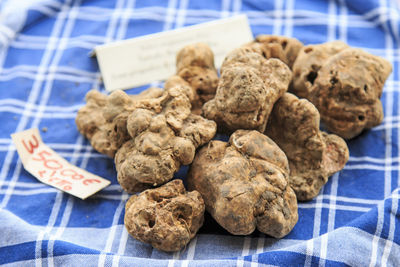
94, 15, 254, 91
11, 128, 111, 199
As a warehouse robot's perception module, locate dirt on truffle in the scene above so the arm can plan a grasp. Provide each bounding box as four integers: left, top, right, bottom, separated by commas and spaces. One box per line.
175, 43, 219, 114
203, 47, 292, 133
266, 93, 349, 201
291, 41, 349, 99
77, 85, 216, 193
124, 179, 205, 252
75, 87, 164, 158
309, 48, 392, 139
248, 35, 304, 69
187, 130, 298, 238
115, 85, 216, 193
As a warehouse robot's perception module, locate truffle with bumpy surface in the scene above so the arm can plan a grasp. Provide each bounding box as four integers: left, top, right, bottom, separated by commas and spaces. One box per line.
291, 41, 349, 99
124, 179, 205, 252
75, 87, 163, 158
203, 47, 292, 133
115, 85, 216, 193
187, 130, 298, 238
266, 93, 349, 201
175, 43, 219, 114
248, 35, 304, 69
309, 48, 392, 139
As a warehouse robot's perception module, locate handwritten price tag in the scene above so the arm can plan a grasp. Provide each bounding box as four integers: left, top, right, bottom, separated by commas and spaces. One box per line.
11, 128, 110, 199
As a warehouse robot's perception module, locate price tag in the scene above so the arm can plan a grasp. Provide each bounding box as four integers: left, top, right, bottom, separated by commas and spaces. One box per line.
11, 128, 110, 199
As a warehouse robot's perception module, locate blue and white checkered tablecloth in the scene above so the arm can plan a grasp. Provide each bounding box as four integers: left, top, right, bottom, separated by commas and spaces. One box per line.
0, 0, 399, 266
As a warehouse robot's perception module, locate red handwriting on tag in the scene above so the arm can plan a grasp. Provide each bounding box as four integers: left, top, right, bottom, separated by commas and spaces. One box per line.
11, 128, 110, 199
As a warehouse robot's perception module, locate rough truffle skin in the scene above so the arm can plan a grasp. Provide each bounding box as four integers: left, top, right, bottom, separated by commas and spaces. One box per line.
176, 43, 219, 113
291, 41, 349, 99
309, 48, 392, 139
115, 86, 217, 193
164, 75, 195, 105
76, 85, 216, 193
187, 130, 298, 238
124, 179, 205, 252
75, 87, 163, 157
253, 35, 304, 68
266, 93, 349, 201
203, 48, 292, 133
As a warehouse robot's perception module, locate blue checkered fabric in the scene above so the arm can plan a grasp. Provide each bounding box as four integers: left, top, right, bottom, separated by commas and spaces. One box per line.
0, 0, 399, 266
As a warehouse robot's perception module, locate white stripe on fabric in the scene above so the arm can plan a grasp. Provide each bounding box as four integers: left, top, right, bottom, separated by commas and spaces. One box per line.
320, 194, 380, 205
29, 5, 59, 17
369, 0, 394, 265
26, 5, 396, 24
94, 1, 127, 267
306, 1, 337, 265
272, 0, 283, 35
343, 164, 399, 171
348, 156, 400, 164
6, 227, 400, 267
320, 0, 348, 263
168, 251, 181, 267
0, 98, 83, 111
32, 2, 81, 266
319, 173, 340, 267
232, 0, 242, 15
381, 189, 400, 266
284, 0, 295, 37
47, 135, 86, 267
372, 122, 400, 131
298, 202, 371, 213
111, 227, 129, 267
220, 0, 231, 19
338, 0, 347, 43
108, 1, 136, 266
326, 0, 336, 42
47, 196, 74, 267
0, 147, 108, 160
0, 64, 97, 78
16, 33, 105, 44
0, 4, 16, 75
237, 236, 251, 267
0, 190, 131, 201
250, 234, 265, 267
4, 6, 397, 32
0, 107, 78, 118
304, 194, 323, 267
0, 188, 57, 195
0, 71, 96, 83
163, 0, 178, 31
175, 0, 189, 28
97, 194, 128, 267
33, 1, 81, 138
115, 0, 135, 41
0, 0, 72, 211
0, 187, 377, 212
35, 193, 64, 267
181, 236, 198, 267
0, 181, 54, 188
381, 0, 400, 264
396, 0, 400, 197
